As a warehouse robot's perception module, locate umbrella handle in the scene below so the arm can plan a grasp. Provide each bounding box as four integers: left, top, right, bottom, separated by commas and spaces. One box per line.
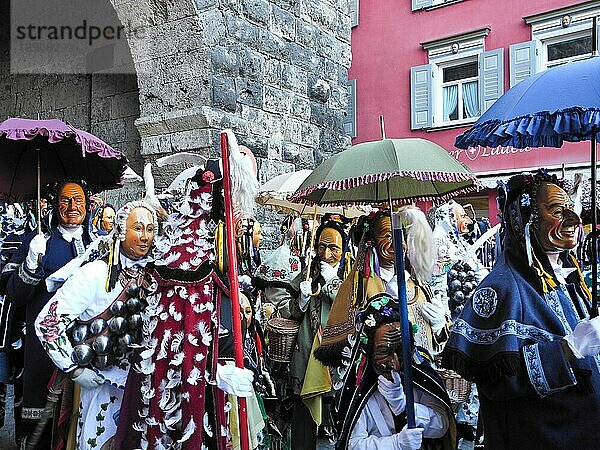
309, 283, 322, 297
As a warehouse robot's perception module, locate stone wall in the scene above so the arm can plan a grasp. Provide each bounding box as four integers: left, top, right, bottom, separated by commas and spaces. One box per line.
0, 0, 353, 245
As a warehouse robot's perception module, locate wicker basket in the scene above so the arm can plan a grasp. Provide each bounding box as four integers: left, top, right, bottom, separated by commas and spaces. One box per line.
438, 369, 472, 408
266, 317, 300, 363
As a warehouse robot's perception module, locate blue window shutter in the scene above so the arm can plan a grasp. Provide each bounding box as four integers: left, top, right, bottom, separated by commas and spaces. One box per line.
410, 64, 432, 130
343, 79, 357, 138
412, 0, 433, 11
479, 48, 504, 114
509, 40, 539, 87
350, 0, 359, 27
596, 20, 600, 53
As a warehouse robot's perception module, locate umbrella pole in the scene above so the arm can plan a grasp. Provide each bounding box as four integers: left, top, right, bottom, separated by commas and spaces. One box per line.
592, 132, 598, 317
305, 205, 318, 282
219, 131, 250, 450
37, 150, 41, 235
387, 180, 416, 428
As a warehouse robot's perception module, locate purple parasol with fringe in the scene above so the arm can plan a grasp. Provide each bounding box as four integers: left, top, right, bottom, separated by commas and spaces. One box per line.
0, 117, 127, 200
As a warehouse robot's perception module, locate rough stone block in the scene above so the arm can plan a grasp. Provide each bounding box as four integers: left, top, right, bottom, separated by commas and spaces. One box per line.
212, 76, 237, 112
263, 59, 281, 86
140, 133, 173, 155
300, 122, 320, 147
92, 119, 127, 146
235, 78, 263, 108
91, 96, 113, 122
270, 6, 296, 40
197, 9, 226, 47
195, 0, 219, 11
242, 0, 270, 26
263, 86, 290, 115
282, 141, 315, 167
112, 91, 140, 118
310, 102, 331, 127
225, 13, 259, 46
270, 0, 298, 13
256, 29, 288, 59
170, 128, 212, 152
281, 64, 307, 93
286, 43, 319, 72
295, 20, 318, 48
238, 48, 265, 81
290, 96, 311, 119
242, 133, 269, 158
257, 158, 295, 184
210, 46, 240, 76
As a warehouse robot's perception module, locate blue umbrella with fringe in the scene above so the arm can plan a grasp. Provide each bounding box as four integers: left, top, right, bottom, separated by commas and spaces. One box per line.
455, 53, 600, 315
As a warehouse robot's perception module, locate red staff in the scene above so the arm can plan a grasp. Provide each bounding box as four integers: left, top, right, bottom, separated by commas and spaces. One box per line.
220, 131, 250, 450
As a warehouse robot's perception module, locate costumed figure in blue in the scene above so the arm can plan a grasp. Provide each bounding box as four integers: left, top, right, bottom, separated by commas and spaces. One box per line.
89, 203, 116, 240
442, 169, 600, 450
1, 181, 92, 449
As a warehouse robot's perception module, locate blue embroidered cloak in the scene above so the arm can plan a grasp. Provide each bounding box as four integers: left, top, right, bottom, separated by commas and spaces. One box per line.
442, 251, 600, 449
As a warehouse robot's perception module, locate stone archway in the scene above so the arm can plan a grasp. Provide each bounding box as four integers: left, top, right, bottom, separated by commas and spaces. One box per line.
108, 0, 353, 194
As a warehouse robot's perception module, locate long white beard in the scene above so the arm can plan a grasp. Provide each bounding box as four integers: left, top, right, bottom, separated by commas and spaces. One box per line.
224, 129, 259, 219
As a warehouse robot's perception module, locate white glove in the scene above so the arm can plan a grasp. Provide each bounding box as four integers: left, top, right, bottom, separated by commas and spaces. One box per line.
378, 370, 406, 415
299, 279, 313, 311
386, 275, 399, 299
71, 368, 103, 389
216, 363, 254, 397
421, 298, 447, 333
394, 425, 424, 450
320, 262, 338, 283
564, 316, 600, 359
25, 234, 46, 271
239, 275, 252, 290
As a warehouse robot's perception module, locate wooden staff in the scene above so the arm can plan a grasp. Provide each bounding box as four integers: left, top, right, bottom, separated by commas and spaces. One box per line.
220, 131, 250, 450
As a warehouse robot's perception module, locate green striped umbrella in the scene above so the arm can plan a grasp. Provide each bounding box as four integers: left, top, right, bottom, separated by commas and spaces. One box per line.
290, 138, 480, 206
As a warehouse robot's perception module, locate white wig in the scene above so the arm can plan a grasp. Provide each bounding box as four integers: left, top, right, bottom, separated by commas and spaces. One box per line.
398, 205, 436, 285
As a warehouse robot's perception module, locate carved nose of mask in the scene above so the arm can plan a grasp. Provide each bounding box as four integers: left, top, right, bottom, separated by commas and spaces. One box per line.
563, 209, 581, 227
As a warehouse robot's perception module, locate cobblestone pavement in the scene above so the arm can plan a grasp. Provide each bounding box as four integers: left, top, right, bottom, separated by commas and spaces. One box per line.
0, 385, 16, 450
0, 389, 335, 450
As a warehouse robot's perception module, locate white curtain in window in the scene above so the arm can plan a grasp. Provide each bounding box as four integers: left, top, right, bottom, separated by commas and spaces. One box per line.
443, 85, 458, 121
463, 81, 479, 118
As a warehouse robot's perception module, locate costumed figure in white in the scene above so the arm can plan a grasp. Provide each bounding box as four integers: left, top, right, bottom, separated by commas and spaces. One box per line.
35, 198, 159, 449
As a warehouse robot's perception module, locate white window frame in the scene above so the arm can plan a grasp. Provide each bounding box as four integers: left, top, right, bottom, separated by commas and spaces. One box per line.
428, 44, 483, 128
543, 30, 593, 68
525, 4, 600, 72
412, 27, 502, 131
437, 56, 480, 126
535, 22, 594, 70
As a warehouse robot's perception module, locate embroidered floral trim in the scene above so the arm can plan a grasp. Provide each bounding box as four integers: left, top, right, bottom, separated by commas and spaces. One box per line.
523, 343, 576, 397
472, 287, 498, 318
18, 263, 41, 285
38, 300, 71, 360
452, 318, 560, 345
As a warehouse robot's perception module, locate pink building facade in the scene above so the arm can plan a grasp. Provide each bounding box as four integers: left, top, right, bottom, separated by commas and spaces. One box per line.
347, 0, 600, 222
